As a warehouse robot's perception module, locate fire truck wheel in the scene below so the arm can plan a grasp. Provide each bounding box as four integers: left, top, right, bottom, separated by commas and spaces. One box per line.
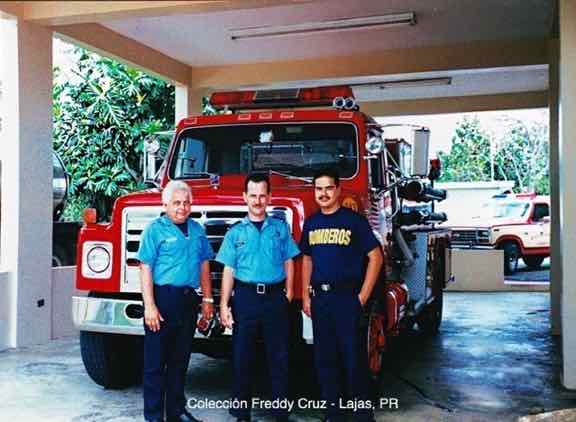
523, 255, 545, 270
366, 301, 385, 379
501, 241, 520, 275
80, 331, 143, 389
416, 290, 443, 336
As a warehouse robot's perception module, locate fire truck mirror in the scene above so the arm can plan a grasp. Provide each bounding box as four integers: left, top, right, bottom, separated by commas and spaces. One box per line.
411, 128, 430, 177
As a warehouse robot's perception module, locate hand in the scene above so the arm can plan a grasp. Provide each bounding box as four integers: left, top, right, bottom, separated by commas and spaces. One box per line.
285, 289, 294, 303
144, 304, 164, 332
201, 302, 214, 321
220, 305, 234, 329
302, 296, 312, 318
358, 293, 368, 308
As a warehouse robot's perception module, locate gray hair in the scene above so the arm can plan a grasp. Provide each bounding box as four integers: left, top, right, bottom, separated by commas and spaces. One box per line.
162, 180, 192, 204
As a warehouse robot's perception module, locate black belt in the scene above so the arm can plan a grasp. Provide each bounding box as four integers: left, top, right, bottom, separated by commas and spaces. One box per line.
311, 280, 359, 294
234, 279, 285, 295
154, 284, 197, 296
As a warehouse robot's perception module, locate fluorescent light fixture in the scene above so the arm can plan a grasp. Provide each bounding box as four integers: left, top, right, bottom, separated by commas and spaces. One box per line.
229, 12, 416, 40
376, 77, 452, 89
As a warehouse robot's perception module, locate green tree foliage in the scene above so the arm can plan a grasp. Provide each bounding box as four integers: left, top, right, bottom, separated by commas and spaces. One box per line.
494, 118, 549, 195
438, 116, 493, 182
438, 115, 549, 195
53, 48, 174, 220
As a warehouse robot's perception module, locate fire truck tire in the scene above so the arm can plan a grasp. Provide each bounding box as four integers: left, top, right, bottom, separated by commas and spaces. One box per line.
80, 331, 143, 389
523, 255, 545, 270
416, 290, 443, 335
501, 241, 520, 275
366, 301, 385, 379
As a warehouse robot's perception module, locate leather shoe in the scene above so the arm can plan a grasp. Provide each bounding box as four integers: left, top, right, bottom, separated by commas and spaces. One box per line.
167, 409, 202, 422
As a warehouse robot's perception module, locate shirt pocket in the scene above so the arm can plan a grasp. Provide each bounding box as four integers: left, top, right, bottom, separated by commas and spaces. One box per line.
234, 236, 248, 263
263, 230, 283, 263
186, 237, 202, 264
160, 236, 187, 254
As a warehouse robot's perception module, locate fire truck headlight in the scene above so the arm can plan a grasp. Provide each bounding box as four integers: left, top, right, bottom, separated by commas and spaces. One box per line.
82, 242, 113, 279
366, 136, 384, 155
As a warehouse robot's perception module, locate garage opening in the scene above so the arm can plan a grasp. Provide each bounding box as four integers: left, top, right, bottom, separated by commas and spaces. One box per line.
378, 109, 550, 286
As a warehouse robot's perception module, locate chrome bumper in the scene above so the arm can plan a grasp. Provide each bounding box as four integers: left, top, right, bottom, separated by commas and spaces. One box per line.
72, 296, 233, 337
72, 296, 145, 335
450, 243, 494, 250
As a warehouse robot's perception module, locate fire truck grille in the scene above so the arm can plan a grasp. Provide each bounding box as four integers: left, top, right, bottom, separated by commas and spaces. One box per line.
121, 205, 293, 294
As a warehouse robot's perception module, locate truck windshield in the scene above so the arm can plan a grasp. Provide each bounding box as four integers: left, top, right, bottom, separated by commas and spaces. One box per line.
169, 123, 357, 179
477, 201, 530, 219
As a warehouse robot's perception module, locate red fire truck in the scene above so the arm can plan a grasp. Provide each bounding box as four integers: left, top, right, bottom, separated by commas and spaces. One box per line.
72, 86, 451, 388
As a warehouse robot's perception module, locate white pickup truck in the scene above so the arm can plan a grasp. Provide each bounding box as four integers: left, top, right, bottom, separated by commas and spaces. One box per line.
448, 193, 550, 275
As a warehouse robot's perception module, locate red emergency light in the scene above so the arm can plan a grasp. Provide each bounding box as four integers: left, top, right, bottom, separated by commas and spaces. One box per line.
209, 85, 354, 111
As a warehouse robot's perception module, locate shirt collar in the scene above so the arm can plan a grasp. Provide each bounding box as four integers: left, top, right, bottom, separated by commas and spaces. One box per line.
242, 215, 271, 229
160, 214, 189, 227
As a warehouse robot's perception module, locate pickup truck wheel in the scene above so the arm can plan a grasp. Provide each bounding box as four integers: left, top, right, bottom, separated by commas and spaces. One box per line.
416, 289, 443, 335
523, 255, 545, 270
501, 242, 520, 275
80, 331, 143, 389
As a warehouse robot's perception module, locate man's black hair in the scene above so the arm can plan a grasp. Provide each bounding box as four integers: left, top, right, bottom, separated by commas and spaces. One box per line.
244, 172, 271, 193
313, 168, 340, 187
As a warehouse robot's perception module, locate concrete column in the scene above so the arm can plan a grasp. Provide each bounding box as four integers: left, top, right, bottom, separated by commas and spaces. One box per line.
188, 86, 211, 116
0, 17, 53, 348
175, 84, 188, 125
549, 39, 561, 335
560, 0, 576, 389
175, 85, 210, 123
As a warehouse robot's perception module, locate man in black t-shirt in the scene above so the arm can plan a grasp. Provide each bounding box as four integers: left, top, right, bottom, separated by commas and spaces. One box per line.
300, 168, 383, 422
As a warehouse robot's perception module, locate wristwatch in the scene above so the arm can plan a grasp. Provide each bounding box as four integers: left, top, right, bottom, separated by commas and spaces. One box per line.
202, 297, 214, 304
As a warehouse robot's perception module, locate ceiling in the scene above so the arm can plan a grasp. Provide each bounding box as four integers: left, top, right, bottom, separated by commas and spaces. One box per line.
3, 0, 555, 105
101, 0, 553, 67
96, 0, 554, 103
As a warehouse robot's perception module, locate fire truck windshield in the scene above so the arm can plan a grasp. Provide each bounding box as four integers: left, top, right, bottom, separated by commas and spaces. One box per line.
169, 123, 358, 179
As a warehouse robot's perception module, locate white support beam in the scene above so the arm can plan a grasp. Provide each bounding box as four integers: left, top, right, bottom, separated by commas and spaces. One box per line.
560, 0, 576, 389
0, 17, 53, 348
359, 91, 548, 117
3, 1, 317, 26
549, 38, 561, 336
190, 40, 548, 90
54, 23, 190, 86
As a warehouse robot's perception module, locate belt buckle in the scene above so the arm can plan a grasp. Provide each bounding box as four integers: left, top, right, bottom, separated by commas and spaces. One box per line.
256, 283, 266, 294
320, 283, 331, 292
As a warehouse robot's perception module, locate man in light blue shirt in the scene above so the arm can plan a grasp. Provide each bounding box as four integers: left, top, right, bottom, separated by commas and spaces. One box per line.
217, 173, 299, 422
138, 180, 214, 422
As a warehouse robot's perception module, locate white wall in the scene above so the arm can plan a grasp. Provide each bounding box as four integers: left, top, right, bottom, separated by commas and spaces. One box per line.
51, 267, 84, 339
1, 18, 53, 348
0, 271, 13, 350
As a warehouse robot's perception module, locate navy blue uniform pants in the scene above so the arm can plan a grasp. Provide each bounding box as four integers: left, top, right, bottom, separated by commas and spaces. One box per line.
231, 286, 290, 419
312, 291, 374, 422
143, 285, 199, 421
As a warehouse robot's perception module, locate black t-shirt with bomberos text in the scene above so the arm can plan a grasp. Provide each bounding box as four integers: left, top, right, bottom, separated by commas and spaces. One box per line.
299, 206, 380, 285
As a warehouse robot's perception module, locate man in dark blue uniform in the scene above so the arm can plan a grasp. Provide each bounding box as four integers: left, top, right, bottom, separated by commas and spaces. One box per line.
138, 180, 215, 422
300, 168, 383, 422
217, 173, 300, 422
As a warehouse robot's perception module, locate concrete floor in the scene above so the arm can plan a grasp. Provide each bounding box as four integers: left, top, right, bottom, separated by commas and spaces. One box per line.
0, 292, 574, 422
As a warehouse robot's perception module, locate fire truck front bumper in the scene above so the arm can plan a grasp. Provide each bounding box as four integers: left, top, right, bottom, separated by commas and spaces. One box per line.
72, 296, 235, 338
72, 296, 145, 335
